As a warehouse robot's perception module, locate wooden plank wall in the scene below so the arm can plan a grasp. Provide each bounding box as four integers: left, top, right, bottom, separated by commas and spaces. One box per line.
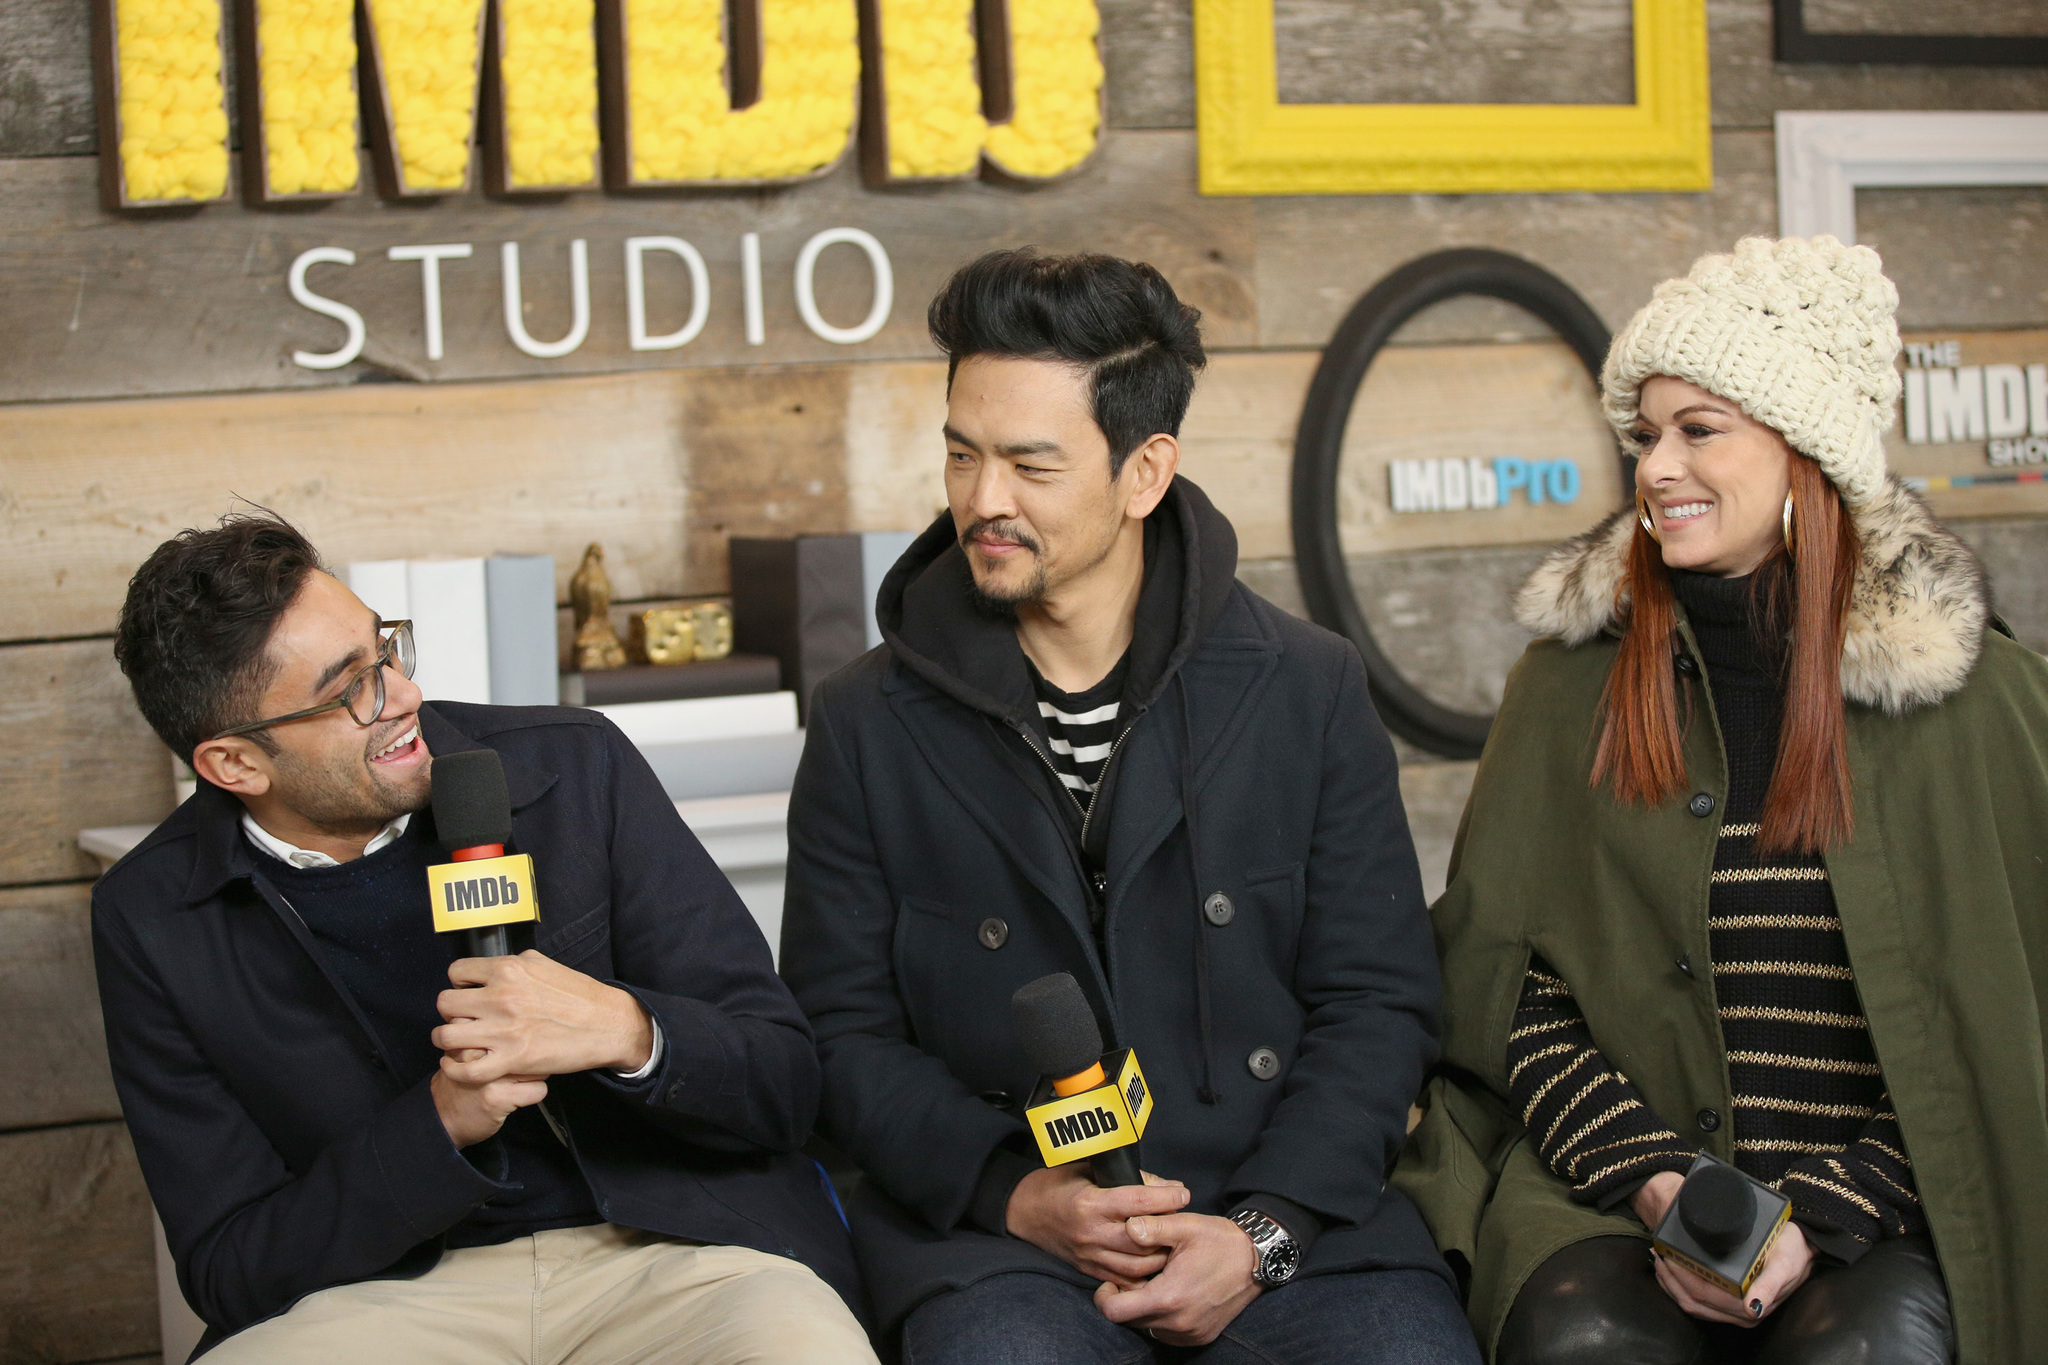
1, 1, 2044, 1360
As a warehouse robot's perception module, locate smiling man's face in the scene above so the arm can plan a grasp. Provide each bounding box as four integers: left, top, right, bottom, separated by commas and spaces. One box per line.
943, 354, 1138, 613
248, 570, 433, 833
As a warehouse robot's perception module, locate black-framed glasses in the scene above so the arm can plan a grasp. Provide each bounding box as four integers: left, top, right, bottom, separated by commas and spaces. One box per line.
210, 621, 416, 741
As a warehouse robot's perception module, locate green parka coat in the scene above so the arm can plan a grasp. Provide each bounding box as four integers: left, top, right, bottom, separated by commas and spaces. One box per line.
1392, 478, 2048, 1363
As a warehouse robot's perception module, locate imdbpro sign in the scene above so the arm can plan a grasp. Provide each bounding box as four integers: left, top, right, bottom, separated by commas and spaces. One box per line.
95, 0, 1105, 210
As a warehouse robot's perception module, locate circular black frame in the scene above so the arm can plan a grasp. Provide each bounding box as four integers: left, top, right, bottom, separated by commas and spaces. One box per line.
1290, 248, 1622, 758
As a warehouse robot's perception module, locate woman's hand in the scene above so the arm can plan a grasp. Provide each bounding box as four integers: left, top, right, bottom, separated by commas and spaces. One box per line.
1629, 1171, 1685, 1230
1652, 1220, 1816, 1326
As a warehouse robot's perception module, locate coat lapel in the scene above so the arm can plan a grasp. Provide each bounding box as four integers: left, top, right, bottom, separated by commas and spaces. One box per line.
884, 681, 1096, 946
1104, 638, 1280, 904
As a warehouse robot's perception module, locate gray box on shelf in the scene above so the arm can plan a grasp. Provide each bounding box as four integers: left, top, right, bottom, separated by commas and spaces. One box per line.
486, 555, 559, 706
860, 531, 918, 648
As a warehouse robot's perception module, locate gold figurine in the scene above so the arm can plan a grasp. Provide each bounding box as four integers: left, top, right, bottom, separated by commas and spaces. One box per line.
569, 543, 627, 671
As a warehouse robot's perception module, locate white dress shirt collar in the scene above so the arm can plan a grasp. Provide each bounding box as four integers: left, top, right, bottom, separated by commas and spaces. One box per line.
241, 812, 412, 869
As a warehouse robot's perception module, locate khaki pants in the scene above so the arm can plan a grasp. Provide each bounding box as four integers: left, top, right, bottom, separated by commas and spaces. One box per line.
202, 1224, 877, 1365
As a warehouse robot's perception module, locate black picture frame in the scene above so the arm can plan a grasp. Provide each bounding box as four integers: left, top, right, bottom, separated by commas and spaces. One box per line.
1773, 0, 2048, 66
1290, 248, 1623, 759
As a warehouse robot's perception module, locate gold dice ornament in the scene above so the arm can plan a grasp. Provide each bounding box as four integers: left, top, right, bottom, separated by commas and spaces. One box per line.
686, 601, 734, 660
631, 607, 697, 665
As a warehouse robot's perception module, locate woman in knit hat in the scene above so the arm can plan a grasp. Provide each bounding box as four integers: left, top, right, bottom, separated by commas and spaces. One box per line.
1393, 236, 2048, 1364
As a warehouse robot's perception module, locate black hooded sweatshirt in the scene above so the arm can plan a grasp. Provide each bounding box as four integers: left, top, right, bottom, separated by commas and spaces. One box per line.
780, 478, 1452, 1327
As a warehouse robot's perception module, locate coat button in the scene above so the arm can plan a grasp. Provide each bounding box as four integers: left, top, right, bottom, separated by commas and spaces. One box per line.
1675, 654, 1697, 675
666, 1081, 684, 1102
1203, 892, 1235, 927
1247, 1046, 1281, 1081
1676, 953, 1694, 978
979, 1090, 1014, 1109
977, 917, 1009, 950
1688, 792, 1716, 818
1697, 1107, 1721, 1133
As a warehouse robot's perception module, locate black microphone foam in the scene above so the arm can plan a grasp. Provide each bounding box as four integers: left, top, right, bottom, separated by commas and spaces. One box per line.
1678, 1160, 1756, 1256
432, 749, 512, 852
1011, 973, 1104, 1080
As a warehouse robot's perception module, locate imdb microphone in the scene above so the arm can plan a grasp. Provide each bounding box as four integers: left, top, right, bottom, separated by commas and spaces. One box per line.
1011, 973, 1154, 1188
427, 749, 539, 956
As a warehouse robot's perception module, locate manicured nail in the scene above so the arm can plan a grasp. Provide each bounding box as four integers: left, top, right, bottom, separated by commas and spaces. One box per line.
1749, 1300, 1763, 1318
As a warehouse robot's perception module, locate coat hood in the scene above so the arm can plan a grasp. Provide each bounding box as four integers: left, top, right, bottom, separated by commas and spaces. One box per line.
874, 477, 1242, 721
1512, 474, 1992, 715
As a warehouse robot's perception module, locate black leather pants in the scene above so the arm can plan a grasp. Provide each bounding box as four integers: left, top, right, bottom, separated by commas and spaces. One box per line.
1495, 1234, 1955, 1365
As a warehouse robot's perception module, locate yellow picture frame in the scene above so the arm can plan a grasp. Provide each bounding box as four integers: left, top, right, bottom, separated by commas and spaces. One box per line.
1193, 0, 1711, 196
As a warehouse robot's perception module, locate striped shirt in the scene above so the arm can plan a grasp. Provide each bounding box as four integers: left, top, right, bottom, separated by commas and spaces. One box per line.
1028, 654, 1128, 803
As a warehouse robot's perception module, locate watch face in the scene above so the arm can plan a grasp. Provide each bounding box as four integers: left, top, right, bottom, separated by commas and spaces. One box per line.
1263, 1238, 1301, 1284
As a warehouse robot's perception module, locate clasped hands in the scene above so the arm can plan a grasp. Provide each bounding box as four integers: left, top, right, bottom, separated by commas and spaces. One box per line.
1005, 1162, 1261, 1347
1631, 1171, 1817, 1326
427, 950, 655, 1149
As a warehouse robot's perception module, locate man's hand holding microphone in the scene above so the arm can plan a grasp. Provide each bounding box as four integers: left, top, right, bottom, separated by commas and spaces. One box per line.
1005, 973, 1267, 1347
423, 751, 656, 1149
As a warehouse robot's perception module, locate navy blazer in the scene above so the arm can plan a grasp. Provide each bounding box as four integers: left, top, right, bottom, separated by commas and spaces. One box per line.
92, 702, 861, 1352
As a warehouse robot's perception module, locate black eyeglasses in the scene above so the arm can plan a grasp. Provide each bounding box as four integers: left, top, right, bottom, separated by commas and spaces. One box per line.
210, 621, 417, 741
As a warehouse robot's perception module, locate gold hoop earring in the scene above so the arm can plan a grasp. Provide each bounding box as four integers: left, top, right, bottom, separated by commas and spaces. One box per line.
1782, 492, 1796, 559
1636, 490, 1662, 544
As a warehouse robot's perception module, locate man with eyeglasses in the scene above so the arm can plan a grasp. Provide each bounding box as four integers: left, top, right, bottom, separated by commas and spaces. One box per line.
93, 513, 873, 1364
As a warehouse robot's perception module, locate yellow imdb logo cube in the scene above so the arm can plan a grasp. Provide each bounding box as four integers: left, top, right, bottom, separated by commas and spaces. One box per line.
1024, 1049, 1153, 1168
427, 854, 541, 934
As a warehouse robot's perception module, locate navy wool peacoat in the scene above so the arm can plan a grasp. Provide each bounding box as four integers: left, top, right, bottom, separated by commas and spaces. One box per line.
92, 703, 861, 1354
779, 478, 1453, 1327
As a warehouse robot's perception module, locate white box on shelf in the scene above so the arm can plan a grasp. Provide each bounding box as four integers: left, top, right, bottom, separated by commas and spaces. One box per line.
591, 691, 799, 748
406, 559, 493, 704
346, 559, 410, 620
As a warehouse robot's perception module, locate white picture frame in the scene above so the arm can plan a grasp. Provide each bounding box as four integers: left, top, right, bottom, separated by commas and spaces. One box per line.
1776, 111, 2048, 243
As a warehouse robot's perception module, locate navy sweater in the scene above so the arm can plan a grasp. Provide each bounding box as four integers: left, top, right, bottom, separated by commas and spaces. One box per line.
259, 820, 609, 1246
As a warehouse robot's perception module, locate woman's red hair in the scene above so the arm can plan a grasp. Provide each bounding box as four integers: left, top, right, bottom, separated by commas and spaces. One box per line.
1592, 455, 1860, 855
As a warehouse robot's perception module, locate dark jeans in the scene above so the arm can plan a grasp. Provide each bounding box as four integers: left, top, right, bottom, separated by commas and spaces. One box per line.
1497, 1235, 1954, 1365
901, 1267, 1483, 1365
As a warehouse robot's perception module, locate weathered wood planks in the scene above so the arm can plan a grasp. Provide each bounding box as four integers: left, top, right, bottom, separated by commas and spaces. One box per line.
8, 126, 2044, 407
2, 342, 1618, 645
0, 1122, 159, 1365
0, 884, 122, 1131
0, 371, 700, 642
0, 134, 1256, 403
10, 333, 2044, 646
0, 642, 173, 886
1273, 0, 1636, 108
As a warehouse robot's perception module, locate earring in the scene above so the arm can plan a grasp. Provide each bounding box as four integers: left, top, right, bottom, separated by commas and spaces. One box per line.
1781, 492, 1796, 559
1636, 490, 1662, 543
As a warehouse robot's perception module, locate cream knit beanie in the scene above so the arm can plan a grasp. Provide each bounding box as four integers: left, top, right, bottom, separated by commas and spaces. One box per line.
1600, 235, 1902, 510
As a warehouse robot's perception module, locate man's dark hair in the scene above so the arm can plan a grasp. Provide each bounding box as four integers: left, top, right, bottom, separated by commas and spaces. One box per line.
114, 511, 326, 760
927, 249, 1206, 478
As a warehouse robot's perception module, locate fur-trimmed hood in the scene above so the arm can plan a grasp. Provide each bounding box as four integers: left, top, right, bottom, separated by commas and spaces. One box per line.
1513, 475, 1991, 715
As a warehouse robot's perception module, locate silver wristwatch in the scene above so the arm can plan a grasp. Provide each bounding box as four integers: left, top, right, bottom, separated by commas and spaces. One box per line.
1230, 1208, 1301, 1287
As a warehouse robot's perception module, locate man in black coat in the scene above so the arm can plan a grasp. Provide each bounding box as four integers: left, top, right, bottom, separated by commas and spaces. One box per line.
95, 515, 872, 1362
779, 250, 1480, 1362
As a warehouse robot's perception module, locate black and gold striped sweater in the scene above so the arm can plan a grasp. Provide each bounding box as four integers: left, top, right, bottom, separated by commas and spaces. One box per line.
1505, 568, 1923, 1261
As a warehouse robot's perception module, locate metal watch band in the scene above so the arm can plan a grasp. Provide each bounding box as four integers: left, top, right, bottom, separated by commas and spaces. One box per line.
1230, 1208, 1301, 1286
